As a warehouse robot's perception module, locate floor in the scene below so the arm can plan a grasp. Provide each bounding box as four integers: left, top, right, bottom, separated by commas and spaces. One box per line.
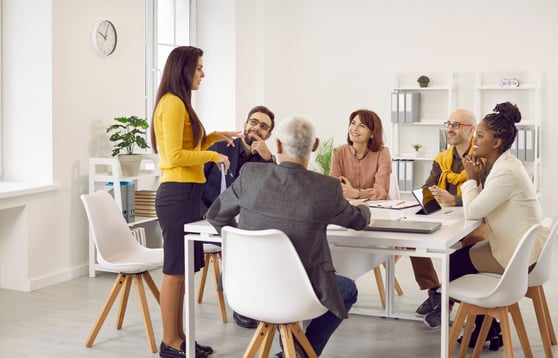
1, 250, 557, 358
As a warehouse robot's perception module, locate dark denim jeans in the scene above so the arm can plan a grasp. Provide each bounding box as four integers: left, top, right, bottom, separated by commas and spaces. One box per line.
284, 275, 357, 356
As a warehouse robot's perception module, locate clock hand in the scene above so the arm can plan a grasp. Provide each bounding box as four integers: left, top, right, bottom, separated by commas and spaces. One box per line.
98, 32, 107, 40
104, 22, 110, 37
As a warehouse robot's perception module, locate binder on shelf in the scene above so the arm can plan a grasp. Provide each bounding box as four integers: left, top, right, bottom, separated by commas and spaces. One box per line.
398, 91, 406, 123
391, 91, 399, 123
517, 127, 526, 161
404, 92, 420, 123
392, 159, 399, 184
511, 133, 519, 158
525, 126, 535, 161
439, 128, 448, 152
405, 160, 414, 191
106, 181, 135, 223
398, 159, 406, 191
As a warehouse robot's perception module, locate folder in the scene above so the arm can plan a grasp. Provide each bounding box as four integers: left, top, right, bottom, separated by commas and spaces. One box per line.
398, 92, 406, 123
405, 92, 420, 123
439, 128, 447, 152
517, 127, 526, 161
392, 159, 399, 183
525, 126, 535, 161
391, 91, 399, 123
398, 159, 406, 191
511, 133, 519, 158
405, 160, 414, 191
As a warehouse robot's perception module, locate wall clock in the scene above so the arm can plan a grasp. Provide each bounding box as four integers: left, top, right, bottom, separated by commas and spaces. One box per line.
91, 19, 117, 56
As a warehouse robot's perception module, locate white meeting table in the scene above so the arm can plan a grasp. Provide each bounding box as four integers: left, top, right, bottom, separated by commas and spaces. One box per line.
183, 206, 481, 358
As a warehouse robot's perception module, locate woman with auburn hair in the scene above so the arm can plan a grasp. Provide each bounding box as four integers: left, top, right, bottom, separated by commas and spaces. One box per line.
151, 46, 239, 358
330, 109, 392, 200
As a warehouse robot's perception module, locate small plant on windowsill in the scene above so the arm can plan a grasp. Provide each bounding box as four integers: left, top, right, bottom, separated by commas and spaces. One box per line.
106, 116, 150, 176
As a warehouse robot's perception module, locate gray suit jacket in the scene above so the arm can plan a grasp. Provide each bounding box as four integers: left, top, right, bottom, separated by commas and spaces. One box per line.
207, 161, 371, 318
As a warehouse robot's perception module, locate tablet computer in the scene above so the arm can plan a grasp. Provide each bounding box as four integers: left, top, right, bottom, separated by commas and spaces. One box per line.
411, 187, 442, 215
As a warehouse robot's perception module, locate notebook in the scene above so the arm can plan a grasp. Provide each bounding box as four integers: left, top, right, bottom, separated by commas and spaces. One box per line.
411, 187, 442, 215
364, 219, 441, 234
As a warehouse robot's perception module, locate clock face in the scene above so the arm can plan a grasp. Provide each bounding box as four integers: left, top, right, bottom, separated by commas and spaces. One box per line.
92, 20, 117, 56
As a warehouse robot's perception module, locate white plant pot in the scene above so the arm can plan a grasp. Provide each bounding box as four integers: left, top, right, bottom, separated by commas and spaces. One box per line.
118, 154, 143, 176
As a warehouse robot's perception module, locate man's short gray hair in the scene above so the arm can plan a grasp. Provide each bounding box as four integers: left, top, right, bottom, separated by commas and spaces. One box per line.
275, 116, 316, 161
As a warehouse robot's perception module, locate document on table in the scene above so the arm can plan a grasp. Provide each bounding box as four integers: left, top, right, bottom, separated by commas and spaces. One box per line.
367, 200, 419, 209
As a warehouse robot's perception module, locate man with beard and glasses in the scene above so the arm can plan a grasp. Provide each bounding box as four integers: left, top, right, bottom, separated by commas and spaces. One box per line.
200, 105, 276, 329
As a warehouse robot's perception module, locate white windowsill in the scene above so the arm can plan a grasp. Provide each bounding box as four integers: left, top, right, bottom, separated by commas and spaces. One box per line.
0, 181, 61, 200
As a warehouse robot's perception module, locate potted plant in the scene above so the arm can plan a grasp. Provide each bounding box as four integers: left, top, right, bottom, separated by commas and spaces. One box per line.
106, 115, 150, 176
313, 137, 334, 175
412, 143, 423, 157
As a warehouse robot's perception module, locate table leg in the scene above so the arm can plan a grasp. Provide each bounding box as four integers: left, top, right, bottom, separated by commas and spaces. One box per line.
185, 239, 195, 358
386, 256, 396, 317
440, 252, 449, 358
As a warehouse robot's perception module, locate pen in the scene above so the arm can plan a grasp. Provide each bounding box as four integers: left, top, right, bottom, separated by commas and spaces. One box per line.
444, 210, 454, 214
395, 201, 405, 206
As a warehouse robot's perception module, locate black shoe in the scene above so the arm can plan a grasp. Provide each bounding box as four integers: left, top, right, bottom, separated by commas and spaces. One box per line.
233, 311, 258, 329
457, 315, 503, 351
195, 341, 214, 355
160, 341, 207, 358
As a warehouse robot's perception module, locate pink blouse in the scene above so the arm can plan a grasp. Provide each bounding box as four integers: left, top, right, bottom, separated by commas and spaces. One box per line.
330, 144, 392, 200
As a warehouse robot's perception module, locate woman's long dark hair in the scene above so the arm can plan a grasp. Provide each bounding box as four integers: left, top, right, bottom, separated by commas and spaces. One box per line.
346, 109, 385, 152
151, 46, 206, 153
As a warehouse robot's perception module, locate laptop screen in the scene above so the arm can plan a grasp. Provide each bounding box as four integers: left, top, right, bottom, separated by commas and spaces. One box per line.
411, 188, 442, 214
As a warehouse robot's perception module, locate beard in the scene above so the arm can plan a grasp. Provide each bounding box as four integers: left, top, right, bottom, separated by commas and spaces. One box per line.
244, 130, 256, 146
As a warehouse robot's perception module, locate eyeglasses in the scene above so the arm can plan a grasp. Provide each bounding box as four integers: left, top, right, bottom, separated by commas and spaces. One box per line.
247, 118, 271, 131
443, 121, 473, 129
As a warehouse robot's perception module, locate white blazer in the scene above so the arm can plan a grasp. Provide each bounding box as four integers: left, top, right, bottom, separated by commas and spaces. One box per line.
461, 150, 546, 268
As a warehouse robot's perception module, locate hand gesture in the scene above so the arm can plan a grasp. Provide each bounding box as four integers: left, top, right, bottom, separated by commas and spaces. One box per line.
248, 133, 273, 160
216, 131, 241, 147
428, 185, 455, 207
217, 154, 231, 172
339, 176, 359, 199
462, 154, 484, 184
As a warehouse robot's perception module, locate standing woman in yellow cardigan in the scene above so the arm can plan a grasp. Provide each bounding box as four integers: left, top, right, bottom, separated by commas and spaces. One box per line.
151, 46, 238, 358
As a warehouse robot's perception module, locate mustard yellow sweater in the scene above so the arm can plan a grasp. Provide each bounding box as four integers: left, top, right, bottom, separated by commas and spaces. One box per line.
153, 94, 220, 183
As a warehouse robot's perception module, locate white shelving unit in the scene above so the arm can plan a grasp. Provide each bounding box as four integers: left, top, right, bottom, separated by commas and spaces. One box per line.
474, 71, 542, 197
391, 72, 456, 193
88, 156, 160, 277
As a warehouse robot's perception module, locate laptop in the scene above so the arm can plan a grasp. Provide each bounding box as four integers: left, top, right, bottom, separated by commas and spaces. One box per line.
411, 187, 442, 215
364, 219, 441, 234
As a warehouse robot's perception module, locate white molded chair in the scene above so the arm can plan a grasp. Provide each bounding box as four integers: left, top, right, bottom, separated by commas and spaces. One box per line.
448, 222, 544, 357
525, 217, 557, 357
81, 191, 163, 353
221, 226, 327, 358
197, 243, 228, 323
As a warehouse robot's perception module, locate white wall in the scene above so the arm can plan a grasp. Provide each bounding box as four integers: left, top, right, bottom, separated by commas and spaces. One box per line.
0, 0, 146, 290
197, 0, 558, 216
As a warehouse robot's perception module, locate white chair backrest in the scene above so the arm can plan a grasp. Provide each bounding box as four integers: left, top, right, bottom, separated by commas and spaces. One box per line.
221, 226, 327, 324
388, 173, 400, 200
480, 222, 543, 307
81, 191, 145, 266
529, 217, 558, 287
330, 247, 390, 280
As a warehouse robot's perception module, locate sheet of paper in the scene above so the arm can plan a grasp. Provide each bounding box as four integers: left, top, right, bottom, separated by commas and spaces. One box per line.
368, 200, 419, 209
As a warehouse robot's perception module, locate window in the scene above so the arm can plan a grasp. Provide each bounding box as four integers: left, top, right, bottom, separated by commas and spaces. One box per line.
145, 0, 191, 123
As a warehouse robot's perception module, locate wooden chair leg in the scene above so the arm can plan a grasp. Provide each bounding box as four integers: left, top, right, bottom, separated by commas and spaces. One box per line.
496, 306, 518, 358
279, 324, 297, 358
290, 322, 318, 358
258, 323, 276, 358
472, 315, 492, 358
133, 274, 157, 353
509, 303, 534, 358
448, 303, 467, 357
85, 273, 126, 347
116, 274, 132, 329
197, 253, 211, 303
211, 252, 228, 323
243, 322, 274, 358
373, 266, 386, 308
527, 286, 553, 357
539, 286, 557, 345
142, 271, 160, 303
